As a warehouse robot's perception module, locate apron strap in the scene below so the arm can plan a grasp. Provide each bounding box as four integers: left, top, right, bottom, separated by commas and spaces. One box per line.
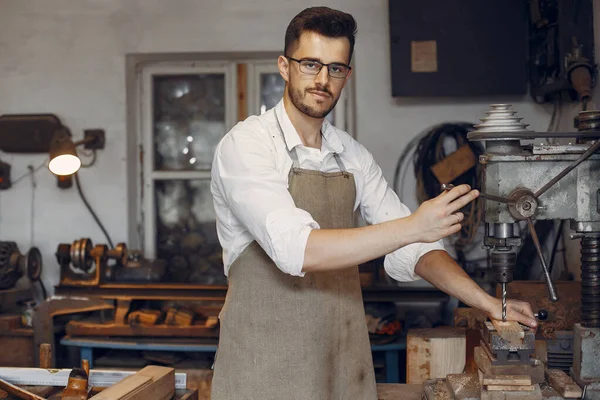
274, 107, 346, 172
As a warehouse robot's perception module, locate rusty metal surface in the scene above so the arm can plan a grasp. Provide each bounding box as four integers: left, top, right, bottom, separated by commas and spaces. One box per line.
497, 281, 581, 339
573, 323, 600, 382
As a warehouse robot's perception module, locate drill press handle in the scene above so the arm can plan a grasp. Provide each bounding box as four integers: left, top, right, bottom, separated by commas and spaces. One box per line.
535, 309, 549, 321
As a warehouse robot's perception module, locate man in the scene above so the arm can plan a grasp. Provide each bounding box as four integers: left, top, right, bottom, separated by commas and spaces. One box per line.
210, 6, 537, 400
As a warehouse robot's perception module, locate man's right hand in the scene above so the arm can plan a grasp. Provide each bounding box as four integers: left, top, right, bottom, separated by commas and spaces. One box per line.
410, 184, 480, 243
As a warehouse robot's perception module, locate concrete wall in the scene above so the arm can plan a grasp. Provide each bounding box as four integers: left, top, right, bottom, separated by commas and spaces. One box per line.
0, 0, 596, 292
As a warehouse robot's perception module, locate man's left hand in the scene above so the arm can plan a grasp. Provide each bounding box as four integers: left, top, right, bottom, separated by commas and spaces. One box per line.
485, 297, 538, 329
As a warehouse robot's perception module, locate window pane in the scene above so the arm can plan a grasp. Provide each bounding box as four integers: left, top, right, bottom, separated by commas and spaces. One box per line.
259, 73, 284, 114
259, 72, 335, 124
153, 74, 226, 171
154, 179, 226, 285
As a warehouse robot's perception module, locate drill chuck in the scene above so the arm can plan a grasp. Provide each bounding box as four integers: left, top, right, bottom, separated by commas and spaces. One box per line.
491, 250, 516, 284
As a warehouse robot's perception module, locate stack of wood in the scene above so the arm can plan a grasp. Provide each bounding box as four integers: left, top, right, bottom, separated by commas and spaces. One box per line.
423, 320, 584, 399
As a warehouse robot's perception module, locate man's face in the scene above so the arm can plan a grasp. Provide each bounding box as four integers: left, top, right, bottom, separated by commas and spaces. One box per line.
280, 32, 352, 119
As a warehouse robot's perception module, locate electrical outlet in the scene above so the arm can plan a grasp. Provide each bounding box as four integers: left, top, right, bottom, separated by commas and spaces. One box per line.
83, 129, 105, 150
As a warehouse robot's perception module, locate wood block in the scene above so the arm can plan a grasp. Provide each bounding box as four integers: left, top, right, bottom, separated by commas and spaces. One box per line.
474, 346, 545, 384
482, 375, 531, 386
487, 384, 535, 391
431, 144, 477, 184
503, 384, 542, 400
90, 374, 152, 399
165, 308, 195, 326
546, 369, 582, 398
446, 374, 480, 399
491, 320, 524, 346
128, 310, 162, 326
482, 385, 543, 400
90, 366, 174, 400
423, 379, 453, 400
377, 384, 423, 400
539, 383, 564, 400
481, 388, 505, 400
406, 327, 466, 384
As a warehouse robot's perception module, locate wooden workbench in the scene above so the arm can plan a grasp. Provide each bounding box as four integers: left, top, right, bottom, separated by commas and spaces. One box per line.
2, 383, 420, 400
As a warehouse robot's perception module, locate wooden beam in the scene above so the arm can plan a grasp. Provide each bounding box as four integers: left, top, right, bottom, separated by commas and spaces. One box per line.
482, 374, 531, 386
546, 369, 582, 398
237, 64, 248, 122
487, 384, 535, 391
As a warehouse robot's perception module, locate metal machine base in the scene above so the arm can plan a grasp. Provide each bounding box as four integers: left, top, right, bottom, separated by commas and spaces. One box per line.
572, 323, 600, 398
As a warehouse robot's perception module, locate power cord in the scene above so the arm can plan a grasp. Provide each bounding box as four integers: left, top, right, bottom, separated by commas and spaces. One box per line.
74, 172, 114, 248
412, 123, 485, 252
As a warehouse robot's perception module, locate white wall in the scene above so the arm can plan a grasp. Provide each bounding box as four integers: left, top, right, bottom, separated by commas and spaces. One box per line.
0, 0, 596, 293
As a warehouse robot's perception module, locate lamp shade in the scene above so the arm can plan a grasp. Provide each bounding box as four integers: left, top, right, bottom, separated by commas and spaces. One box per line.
48, 129, 81, 176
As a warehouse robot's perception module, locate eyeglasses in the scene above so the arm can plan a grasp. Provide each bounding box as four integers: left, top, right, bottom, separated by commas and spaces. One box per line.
286, 57, 351, 79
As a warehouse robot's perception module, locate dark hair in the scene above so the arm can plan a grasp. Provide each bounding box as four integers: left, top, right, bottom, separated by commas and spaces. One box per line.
284, 7, 357, 63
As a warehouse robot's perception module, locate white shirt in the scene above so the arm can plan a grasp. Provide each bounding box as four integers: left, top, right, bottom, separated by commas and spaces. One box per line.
210, 100, 445, 281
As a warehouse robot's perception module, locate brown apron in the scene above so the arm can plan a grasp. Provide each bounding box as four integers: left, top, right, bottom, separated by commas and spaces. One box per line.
211, 114, 377, 400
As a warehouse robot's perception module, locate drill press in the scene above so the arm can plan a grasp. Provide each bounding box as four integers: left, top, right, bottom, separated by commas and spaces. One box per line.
468, 103, 600, 392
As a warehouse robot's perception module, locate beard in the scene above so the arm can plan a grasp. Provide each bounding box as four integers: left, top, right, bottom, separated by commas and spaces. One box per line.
288, 82, 340, 119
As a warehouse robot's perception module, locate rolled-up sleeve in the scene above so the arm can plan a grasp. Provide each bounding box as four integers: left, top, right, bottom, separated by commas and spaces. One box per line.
212, 122, 318, 276
356, 143, 445, 282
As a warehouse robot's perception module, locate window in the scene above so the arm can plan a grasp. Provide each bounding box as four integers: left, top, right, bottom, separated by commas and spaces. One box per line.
133, 54, 355, 285
247, 60, 354, 131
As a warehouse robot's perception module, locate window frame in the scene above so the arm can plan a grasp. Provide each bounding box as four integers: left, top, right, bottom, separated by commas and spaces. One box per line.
127, 52, 356, 261
139, 61, 237, 259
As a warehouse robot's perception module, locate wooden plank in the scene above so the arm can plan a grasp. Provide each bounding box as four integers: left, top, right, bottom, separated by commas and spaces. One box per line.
0, 378, 45, 400
406, 327, 466, 384
482, 374, 531, 386
89, 374, 152, 399
504, 385, 542, 400
90, 366, 174, 400
66, 321, 218, 337
124, 366, 174, 400
491, 320, 524, 345
237, 64, 247, 122
487, 384, 535, 391
376, 384, 422, 400
546, 369, 582, 398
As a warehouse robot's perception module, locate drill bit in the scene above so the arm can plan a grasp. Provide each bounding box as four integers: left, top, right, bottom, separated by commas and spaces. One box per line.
502, 282, 507, 322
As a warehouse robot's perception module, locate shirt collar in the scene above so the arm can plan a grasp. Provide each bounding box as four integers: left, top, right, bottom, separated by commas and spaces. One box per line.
274, 99, 345, 154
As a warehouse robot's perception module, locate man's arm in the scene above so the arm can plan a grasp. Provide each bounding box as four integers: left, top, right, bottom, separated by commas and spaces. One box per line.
414, 250, 538, 328
302, 184, 477, 272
